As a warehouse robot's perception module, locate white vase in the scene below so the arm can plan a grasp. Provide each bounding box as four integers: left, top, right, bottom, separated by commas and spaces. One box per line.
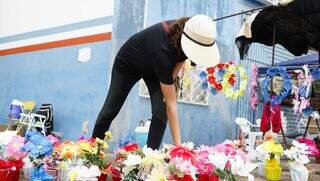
289, 162, 309, 181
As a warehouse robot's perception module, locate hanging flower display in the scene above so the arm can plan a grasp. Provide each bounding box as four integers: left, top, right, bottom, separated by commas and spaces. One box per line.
207, 62, 236, 91
222, 64, 248, 99
249, 64, 259, 110
292, 65, 313, 115
261, 67, 292, 105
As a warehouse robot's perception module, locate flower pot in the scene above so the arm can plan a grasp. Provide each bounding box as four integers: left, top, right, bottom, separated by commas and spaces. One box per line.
0, 168, 20, 181
289, 163, 309, 181
264, 159, 281, 181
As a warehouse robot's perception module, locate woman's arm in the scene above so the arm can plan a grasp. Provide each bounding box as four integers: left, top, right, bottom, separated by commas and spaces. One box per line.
160, 83, 181, 146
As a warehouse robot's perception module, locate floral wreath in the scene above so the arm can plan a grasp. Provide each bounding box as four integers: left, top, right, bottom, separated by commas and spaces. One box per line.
221, 64, 248, 99
292, 65, 313, 115
207, 62, 236, 91
250, 64, 258, 110
261, 67, 292, 105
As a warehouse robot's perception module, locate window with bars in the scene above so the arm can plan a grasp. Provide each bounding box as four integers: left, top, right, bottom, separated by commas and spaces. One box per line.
139, 62, 210, 106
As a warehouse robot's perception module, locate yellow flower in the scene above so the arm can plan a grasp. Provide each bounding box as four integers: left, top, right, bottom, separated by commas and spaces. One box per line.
69, 170, 78, 181
104, 131, 113, 140
262, 140, 283, 156
78, 141, 92, 152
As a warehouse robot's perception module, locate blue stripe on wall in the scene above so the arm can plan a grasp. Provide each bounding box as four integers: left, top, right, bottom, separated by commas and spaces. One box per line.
0, 16, 113, 44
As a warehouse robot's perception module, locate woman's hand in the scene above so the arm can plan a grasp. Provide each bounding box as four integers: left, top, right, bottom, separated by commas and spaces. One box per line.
160, 83, 181, 146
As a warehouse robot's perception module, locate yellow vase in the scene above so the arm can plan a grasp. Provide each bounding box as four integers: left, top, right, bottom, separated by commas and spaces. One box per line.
264, 159, 282, 181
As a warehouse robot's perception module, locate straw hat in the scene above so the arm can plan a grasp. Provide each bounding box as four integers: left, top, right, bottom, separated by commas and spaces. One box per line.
181, 14, 220, 67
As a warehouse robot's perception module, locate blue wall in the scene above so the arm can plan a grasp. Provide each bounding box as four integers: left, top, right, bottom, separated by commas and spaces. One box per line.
0, 0, 263, 146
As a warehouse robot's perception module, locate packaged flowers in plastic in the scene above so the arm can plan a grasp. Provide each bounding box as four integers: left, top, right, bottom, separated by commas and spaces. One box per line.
68, 164, 101, 181
22, 131, 54, 181
0, 135, 27, 181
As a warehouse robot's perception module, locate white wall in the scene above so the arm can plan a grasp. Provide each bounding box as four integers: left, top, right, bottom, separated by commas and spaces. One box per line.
0, 0, 114, 37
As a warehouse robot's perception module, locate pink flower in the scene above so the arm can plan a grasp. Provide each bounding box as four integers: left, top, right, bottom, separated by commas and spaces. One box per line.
172, 157, 197, 176
47, 135, 59, 146
5, 135, 27, 160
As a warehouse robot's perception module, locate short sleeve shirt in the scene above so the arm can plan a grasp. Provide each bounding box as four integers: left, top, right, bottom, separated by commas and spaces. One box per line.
114, 20, 185, 85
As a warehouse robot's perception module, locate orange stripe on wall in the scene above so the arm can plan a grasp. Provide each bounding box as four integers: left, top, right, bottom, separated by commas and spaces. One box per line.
0, 32, 112, 56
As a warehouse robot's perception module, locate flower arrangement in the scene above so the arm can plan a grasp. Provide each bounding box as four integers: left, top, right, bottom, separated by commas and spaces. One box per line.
22, 131, 54, 180
257, 139, 283, 181
284, 140, 310, 181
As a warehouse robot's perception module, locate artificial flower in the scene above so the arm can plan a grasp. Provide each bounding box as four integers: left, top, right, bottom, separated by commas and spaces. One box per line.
262, 140, 283, 157
168, 145, 196, 161
229, 155, 258, 181
22, 131, 53, 158
146, 166, 168, 181
5, 135, 27, 160
123, 153, 142, 166
46, 135, 59, 146
140, 146, 165, 172
171, 157, 197, 176
104, 131, 113, 140
208, 152, 228, 170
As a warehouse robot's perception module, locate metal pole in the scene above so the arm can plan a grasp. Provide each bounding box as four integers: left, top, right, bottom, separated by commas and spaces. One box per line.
212, 5, 272, 22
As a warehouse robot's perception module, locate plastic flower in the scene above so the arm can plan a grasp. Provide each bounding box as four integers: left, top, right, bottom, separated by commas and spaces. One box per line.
262, 140, 283, 158
168, 145, 196, 161
55, 141, 80, 159
104, 131, 113, 140
171, 157, 197, 177
122, 153, 142, 175
121, 143, 140, 152
208, 152, 228, 170
23, 132, 53, 158
229, 155, 258, 181
284, 140, 310, 165
5, 135, 27, 160
140, 146, 165, 172
69, 165, 101, 181
47, 135, 59, 146
146, 166, 168, 181
123, 153, 142, 166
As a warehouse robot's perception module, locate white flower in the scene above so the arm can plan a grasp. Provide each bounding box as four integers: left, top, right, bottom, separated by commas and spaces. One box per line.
229, 155, 258, 179
140, 146, 165, 172
208, 152, 228, 170
146, 166, 168, 181
182, 142, 194, 149
284, 141, 310, 165
123, 153, 142, 166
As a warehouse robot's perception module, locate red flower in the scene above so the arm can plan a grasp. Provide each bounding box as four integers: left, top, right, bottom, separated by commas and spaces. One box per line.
103, 164, 121, 181
169, 146, 196, 161
215, 84, 222, 90
217, 63, 224, 69
207, 67, 214, 74
197, 174, 219, 181
121, 143, 140, 152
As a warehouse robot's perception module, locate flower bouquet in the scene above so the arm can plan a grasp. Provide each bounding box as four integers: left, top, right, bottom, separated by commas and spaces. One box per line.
0, 135, 27, 181
284, 140, 310, 181
258, 139, 283, 181
110, 143, 143, 180
22, 131, 55, 181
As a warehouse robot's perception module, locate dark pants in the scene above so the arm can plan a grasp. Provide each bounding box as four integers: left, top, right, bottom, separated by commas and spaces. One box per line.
92, 66, 167, 149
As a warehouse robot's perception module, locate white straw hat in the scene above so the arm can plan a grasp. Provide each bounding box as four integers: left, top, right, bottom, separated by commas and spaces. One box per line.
181, 14, 220, 67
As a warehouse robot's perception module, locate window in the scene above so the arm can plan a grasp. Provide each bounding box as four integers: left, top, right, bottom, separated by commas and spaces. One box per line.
139, 62, 210, 106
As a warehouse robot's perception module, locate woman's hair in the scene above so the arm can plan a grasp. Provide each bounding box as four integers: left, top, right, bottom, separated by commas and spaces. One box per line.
168, 17, 190, 58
